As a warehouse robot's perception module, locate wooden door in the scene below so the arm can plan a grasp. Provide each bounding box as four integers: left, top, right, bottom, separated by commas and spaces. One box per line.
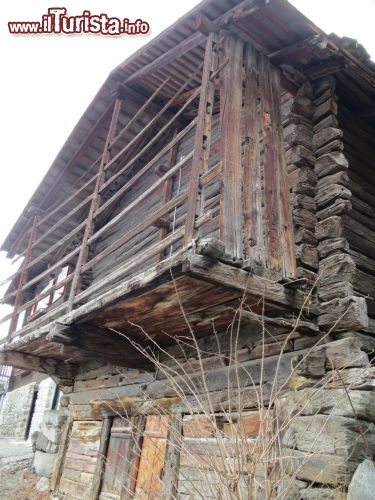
99, 416, 133, 500
134, 414, 170, 499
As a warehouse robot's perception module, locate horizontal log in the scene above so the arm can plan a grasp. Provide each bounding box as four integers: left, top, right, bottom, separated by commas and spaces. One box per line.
317, 170, 349, 191
0, 350, 75, 379
313, 98, 337, 124
316, 216, 343, 240
184, 253, 316, 313
313, 127, 342, 150
316, 184, 351, 209
295, 244, 318, 270
316, 199, 352, 220
349, 248, 375, 275
318, 237, 349, 258
315, 151, 348, 178
325, 336, 369, 369
319, 253, 356, 286
318, 281, 353, 302
318, 296, 368, 332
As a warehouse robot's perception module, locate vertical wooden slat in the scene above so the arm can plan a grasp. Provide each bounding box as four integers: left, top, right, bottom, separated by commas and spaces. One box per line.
89, 417, 111, 500
160, 412, 182, 500
220, 32, 244, 259
259, 53, 281, 276
134, 414, 170, 499
7, 215, 38, 338
243, 44, 265, 270
270, 68, 297, 278
184, 32, 218, 247
158, 129, 178, 261
67, 97, 122, 310
121, 414, 146, 500
50, 416, 73, 493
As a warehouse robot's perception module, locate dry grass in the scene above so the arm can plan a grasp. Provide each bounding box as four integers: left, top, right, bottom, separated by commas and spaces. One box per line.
92, 280, 371, 499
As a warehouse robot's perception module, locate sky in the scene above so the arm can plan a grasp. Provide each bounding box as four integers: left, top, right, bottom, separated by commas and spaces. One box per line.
0, 0, 374, 336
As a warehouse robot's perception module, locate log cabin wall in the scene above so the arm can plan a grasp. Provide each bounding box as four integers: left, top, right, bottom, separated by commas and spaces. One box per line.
314, 77, 369, 335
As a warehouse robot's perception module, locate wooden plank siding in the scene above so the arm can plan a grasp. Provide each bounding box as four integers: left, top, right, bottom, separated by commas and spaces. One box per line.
58, 420, 102, 499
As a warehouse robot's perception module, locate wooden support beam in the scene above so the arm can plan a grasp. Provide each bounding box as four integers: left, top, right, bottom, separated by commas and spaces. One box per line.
160, 413, 182, 499
68, 97, 123, 310
50, 417, 73, 493
89, 417, 111, 500
123, 32, 205, 84
184, 32, 218, 247
220, 32, 244, 259
269, 59, 297, 278
184, 253, 316, 313
47, 323, 153, 370
0, 350, 74, 379
159, 130, 178, 261
268, 34, 329, 65
243, 44, 265, 269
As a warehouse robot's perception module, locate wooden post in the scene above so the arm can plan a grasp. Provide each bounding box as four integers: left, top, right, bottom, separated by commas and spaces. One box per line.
89, 416, 111, 500
67, 97, 122, 310
269, 65, 297, 278
7, 214, 38, 339
258, 53, 296, 279
243, 44, 265, 271
184, 32, 218, 247
219, 32, 244, 259
50, 416, 73, 493
158, 129, 178, 261
121, 414, 146, 500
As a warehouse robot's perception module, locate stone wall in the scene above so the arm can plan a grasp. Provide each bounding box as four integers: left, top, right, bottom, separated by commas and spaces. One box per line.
29, 377, 58, 437
0, 382, 36, 438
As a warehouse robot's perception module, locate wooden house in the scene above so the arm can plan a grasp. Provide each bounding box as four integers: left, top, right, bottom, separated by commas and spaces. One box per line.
1, 0, 375, 497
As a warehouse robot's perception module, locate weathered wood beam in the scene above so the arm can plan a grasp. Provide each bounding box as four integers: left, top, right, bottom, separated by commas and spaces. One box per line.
0, 350, 74, 379
220, 32, 244, 259
89, 417, 111, 500
77, 226, 185, 306
184, 32, 218, 247
47, 323, 153, 370
243, 44, 264, 270
124, 32, 205, 85
268, 34, 328, 64
240, 309, 319, 335
269, 61, 297, 278
50, 417, 73, 493
91, 152, 192, 247
184, 253, 316, 313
